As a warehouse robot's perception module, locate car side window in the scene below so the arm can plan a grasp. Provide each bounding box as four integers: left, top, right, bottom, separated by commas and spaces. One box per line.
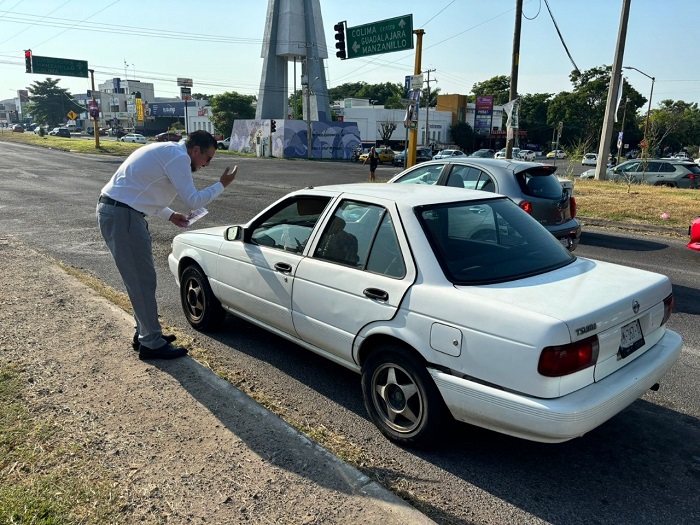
646, 161, 662, 172
314, 200, 383, 268
366, 213, 406, 278
393, 164, 445, 185
660, 162, 676, 173
476, 173, 496, 192
250, 197, 331, 253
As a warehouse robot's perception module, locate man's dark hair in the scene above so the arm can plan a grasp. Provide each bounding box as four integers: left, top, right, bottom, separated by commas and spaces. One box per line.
186, 130, 217, 151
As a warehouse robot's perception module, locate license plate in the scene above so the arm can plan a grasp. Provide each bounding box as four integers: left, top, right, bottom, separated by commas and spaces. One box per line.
618, 319, 645, 359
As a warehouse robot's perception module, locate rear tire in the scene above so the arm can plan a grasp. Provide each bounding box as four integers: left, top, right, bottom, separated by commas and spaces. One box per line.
180, 265, 226, 330
361, 346, 448, 447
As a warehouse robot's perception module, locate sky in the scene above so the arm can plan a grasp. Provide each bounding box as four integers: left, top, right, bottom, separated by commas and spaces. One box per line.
1, 0, 699, 110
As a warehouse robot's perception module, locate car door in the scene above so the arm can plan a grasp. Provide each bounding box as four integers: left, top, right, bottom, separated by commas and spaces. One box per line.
292, 197, 415, 364
214, 196, 331, 337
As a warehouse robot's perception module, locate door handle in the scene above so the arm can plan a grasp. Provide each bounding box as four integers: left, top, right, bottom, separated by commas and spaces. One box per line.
274, 262, 292, 274
363, 288, 388, 301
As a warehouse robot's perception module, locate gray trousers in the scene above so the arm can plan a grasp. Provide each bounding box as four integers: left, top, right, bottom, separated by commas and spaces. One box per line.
97, 202, 166, 349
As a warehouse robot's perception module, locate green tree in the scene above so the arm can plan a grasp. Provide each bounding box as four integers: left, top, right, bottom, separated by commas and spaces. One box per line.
471, 76, 511, 105
209, 92, 256, 137
328, 82, 367, 103
449, 121, 475, 151
355, 82, 405, 107
518, 93, 552, 148
25, 78, 84, 127
547, 65, 644, 150
192, 93, 214, 100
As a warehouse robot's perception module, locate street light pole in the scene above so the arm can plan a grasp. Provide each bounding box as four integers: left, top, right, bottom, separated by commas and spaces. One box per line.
623, 66, 655, 156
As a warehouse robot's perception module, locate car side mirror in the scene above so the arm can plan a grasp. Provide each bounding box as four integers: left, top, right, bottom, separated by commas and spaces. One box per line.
225, 226, 242, 241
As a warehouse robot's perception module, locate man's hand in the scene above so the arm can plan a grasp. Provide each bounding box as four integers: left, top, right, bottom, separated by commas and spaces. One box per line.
169, 212, 189, 228
220, 165, 237, 187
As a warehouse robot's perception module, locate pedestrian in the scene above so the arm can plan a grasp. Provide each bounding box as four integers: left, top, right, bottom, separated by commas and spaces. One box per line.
363, 145, 379, 182
97, 130, 237, 360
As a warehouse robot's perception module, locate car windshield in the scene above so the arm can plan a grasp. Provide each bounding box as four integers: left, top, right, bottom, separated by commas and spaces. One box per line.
416, 197, 574, 284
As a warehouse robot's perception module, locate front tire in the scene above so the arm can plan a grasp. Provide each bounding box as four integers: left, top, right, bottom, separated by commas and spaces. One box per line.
361, 346, 448, 447
180, 265, 226, 330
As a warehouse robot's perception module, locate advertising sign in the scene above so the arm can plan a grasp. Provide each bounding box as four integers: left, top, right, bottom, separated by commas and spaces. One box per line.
474, 95, 494, 135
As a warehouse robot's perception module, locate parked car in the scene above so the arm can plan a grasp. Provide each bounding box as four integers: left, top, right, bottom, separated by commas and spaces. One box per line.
119, 133, 147, 144
469, 149, 495, 158
610, 159, 700, 189
217, 137, 231, 150
86, 126, 108, 136
48, 127, 71, 138
168, 183, 681, 446
494, 147, 520, 159
433, 149, 466, 160
358, 147, 396, 164
156, 131, 183, 142
387, 157, 581, 250
546, 150, 567, 159
688, 216, 700, 251
582, 153, 598, 166
392, 147, 433, 167
518, 149, 536, 161
11, 124, 24, 132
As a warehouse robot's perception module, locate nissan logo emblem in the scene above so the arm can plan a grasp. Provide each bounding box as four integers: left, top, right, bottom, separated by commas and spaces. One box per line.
632, 300, 640, 314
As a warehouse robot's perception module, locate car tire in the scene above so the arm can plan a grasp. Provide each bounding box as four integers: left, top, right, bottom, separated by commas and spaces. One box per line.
217, 143, 225, 150
180, 265, 227, 330
361, 345, 448, 447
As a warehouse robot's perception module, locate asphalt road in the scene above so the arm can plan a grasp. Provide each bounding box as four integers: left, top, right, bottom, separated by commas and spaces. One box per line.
1, 142, 698, 525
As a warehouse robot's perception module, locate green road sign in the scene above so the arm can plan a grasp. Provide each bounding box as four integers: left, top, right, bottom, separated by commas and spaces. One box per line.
31, 55, 88, 78
346, 14, 413, 59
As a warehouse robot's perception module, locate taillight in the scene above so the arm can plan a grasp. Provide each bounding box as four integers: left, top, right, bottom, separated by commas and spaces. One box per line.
661, 294, 674, 325
538, 335, 599, 377
519, 201, 532, 214
569, 196, 577, 218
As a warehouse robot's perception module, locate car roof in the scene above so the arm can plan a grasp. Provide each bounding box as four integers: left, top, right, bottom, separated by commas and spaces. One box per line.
418, 157, 557, 174
292, 183, 505, 208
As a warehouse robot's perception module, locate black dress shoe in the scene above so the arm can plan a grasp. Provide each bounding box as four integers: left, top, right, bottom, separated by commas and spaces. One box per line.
132, 332, 177, 351
138, 342, 188, 360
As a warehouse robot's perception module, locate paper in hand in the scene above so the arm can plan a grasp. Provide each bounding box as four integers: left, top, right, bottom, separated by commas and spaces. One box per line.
185, 208, 208, 227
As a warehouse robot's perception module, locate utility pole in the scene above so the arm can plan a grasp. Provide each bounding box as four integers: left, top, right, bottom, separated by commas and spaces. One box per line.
596, 0, 631, 180
423, 68, 436, 148
407, 29, 425, 168
505, 0, 522, 159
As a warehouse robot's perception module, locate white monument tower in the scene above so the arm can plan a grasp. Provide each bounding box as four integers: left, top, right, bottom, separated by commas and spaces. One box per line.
255, 0, 332, 122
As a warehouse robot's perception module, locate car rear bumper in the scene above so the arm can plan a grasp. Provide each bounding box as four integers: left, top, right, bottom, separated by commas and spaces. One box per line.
546, 219, 582, 250
429, 328, 682, 443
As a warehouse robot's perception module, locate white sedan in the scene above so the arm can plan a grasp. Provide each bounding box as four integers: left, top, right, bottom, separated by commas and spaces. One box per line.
119, 133, 147, 144
582, 153, 598, 166
168, 184, 681, 446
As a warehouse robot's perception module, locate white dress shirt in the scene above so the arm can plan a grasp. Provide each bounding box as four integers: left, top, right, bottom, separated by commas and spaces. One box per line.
100, 141, 223, 220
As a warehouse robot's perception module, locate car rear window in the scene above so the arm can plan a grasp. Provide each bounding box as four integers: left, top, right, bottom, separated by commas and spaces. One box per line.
416, 197, 574, 285
515, 167, 564, 199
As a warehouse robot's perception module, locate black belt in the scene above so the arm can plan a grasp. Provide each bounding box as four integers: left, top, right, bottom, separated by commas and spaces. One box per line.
99, 195, 144, 216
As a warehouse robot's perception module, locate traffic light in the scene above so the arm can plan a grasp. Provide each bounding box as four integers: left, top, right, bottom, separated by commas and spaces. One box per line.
270, 119, 277, 133
24, 49, 32, 73
334, 22, 346, 59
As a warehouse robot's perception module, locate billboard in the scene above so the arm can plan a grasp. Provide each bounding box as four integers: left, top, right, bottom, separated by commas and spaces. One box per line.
474, 95, 494, 135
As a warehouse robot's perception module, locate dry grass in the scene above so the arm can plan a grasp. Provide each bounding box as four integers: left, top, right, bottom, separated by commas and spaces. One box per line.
567, 178, 700, 229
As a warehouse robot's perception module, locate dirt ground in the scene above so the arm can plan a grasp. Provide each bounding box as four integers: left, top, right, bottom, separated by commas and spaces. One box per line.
0, 235, 435, 524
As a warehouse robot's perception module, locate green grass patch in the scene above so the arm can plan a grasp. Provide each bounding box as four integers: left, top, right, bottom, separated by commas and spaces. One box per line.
0, 130, 255, 157
572, 178, 700, 228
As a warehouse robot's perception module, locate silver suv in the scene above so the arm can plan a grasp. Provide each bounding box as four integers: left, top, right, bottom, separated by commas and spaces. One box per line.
388, 158, 581, 250
612, 159, 700, 188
